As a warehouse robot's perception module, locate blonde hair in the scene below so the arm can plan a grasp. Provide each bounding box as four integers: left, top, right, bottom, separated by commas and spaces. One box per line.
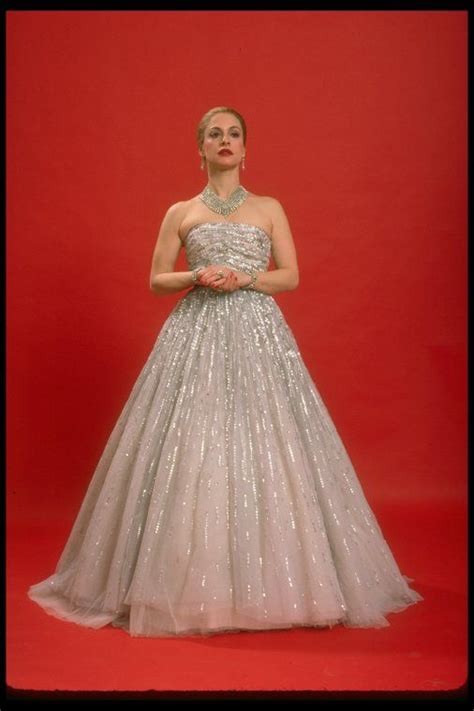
196, 106, 247, 154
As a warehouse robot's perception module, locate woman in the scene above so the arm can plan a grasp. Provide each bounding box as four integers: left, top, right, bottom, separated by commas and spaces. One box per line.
28, 106, 423, 637
151, 107, 298, 299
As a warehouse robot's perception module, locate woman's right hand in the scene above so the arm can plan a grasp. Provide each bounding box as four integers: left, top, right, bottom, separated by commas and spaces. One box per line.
199, 267, 239, 292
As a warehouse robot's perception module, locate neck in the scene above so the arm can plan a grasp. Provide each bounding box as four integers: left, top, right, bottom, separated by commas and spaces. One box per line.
205, 169, 241, 199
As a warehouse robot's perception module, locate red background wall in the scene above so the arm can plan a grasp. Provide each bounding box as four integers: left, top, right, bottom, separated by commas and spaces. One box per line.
7, 10, 467, 528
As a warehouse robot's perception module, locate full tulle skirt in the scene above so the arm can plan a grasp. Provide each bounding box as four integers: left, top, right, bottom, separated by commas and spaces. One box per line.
28, 287, 423, 636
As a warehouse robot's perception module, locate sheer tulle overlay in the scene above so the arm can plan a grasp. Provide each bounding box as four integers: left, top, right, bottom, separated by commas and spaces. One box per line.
28, 222, 423, 637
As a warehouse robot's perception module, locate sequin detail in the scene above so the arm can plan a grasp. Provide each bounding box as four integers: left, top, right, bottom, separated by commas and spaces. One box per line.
27, 223, 423, 637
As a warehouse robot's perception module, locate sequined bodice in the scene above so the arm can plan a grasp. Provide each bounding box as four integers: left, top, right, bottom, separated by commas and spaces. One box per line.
184, 222, 272, 276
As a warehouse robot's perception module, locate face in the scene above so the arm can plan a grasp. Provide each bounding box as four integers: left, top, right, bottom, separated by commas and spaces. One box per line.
201, 112, 245, 168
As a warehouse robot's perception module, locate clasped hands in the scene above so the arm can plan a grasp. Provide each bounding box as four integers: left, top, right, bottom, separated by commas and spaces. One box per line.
197, 265, 251, 292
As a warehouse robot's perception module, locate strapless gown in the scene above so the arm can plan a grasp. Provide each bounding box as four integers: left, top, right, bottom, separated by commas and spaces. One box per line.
27, 222, 423, 637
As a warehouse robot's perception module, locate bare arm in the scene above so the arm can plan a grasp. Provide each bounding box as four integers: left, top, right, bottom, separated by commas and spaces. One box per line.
149, 203, 196, 296
250, 198, 299, 295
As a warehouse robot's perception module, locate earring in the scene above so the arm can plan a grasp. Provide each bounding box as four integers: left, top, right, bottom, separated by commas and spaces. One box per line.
200, 157, 205, 171
242, 156, 246, 171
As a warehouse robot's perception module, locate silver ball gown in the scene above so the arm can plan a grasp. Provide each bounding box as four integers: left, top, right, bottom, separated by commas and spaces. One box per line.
27, 222, 423, 637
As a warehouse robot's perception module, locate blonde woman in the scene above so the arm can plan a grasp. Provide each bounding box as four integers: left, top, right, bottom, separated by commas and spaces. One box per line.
28, 106, 423, 638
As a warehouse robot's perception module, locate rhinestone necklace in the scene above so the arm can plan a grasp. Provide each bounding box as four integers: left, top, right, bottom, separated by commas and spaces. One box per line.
199, 184, 249, 217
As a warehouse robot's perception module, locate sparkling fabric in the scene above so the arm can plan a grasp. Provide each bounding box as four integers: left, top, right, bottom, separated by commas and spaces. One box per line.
27, 222, 423, 637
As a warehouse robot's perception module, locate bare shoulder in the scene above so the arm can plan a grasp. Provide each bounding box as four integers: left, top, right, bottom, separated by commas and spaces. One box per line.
169, 196, 206, 241
163, 199, 190, 221
161, 199, 195, 239
250, 194, 291, 235
247, 192, 287, 218
250, 194, 282, 207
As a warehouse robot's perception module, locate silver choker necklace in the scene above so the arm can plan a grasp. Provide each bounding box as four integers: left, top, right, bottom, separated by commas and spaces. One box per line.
199, 184, 249, 217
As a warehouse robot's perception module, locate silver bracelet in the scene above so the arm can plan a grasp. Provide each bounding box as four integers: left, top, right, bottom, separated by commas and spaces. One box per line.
191, 267, 205, 284
241, 269, 258, 290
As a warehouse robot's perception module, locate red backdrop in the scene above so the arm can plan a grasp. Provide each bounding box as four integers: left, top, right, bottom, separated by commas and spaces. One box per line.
7, 10, 466, 530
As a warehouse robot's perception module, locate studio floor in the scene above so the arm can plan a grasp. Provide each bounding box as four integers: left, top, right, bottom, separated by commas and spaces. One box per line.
7, 499, 467, 697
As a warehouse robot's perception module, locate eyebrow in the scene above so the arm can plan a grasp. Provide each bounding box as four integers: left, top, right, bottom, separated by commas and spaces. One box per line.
208, 125, 241, 131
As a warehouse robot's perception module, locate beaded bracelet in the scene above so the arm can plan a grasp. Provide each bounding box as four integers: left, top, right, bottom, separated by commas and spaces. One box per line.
241, 270, 258, 290
191, 267, 205, 283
